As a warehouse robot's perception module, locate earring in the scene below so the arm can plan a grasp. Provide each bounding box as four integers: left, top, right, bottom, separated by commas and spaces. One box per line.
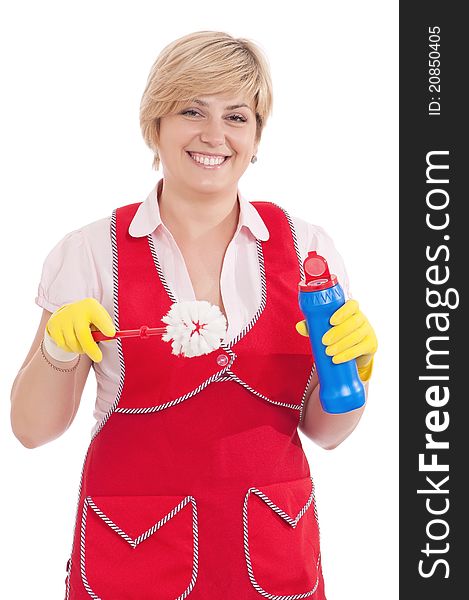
250, 155, 257, 164
153, 149, 160, 171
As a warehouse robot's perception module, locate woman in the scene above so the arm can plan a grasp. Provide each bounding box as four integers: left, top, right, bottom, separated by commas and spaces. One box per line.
10, 31, 377, 599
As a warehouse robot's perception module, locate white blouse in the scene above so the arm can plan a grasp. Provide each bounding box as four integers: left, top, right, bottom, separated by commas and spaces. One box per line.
35, 178, 350, 437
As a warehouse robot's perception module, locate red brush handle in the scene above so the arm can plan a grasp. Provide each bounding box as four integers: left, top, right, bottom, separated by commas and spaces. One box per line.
92, 325, 166, 342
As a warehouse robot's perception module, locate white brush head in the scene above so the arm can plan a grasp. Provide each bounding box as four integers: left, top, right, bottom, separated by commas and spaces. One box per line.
161, 300, 228, 357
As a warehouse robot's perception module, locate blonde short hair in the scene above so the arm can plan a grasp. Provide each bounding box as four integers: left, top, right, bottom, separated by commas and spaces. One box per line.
139, 31, 273, 170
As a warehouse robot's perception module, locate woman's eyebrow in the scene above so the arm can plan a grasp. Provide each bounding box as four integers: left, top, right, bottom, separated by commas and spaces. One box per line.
192, 98, 252, 111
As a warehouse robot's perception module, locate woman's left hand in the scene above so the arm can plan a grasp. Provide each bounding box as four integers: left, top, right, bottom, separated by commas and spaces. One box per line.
295, 299, 378, 381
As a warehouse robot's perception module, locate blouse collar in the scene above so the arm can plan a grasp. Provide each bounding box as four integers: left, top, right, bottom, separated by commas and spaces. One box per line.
128, 177, 270, 241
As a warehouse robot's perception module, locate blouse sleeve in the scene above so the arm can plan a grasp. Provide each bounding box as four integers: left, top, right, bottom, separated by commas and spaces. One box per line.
35, 228, 101, 313
291, 215, 352, 299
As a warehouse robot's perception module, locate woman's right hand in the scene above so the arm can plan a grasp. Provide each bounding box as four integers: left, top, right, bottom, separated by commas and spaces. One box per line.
45, 298, 116, 363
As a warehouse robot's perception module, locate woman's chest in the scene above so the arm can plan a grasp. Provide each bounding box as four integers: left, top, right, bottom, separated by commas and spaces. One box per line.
179, 243, 227, 313
109, 224, 263, 341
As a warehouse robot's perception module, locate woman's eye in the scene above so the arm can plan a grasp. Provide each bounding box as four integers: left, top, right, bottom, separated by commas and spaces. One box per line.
181, 110, 247, 123
229, 114, 247, 123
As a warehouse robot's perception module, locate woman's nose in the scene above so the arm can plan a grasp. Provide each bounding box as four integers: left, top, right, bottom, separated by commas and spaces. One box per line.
200, 119, 225, 146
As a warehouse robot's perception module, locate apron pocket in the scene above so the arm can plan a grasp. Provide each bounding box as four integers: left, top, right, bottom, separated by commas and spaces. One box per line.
243, 476, 321, 598
80, 493, 198, 599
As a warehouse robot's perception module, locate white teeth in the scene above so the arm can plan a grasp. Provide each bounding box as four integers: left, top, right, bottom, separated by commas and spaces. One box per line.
189, 152, 226, 166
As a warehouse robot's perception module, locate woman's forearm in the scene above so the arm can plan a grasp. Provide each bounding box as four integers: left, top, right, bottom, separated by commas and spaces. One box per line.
10, 343, 84, 449
299, 381, 368, 449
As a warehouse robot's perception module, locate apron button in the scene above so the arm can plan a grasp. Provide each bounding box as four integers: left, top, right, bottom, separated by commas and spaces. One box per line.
216, 354, 229, 367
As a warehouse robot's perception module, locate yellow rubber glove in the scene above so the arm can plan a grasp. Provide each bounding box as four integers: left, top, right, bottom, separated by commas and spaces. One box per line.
46, 298, 116, 363
295, 299, 377, 382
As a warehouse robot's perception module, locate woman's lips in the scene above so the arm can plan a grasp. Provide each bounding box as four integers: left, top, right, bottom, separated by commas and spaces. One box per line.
186, 151, 231, 169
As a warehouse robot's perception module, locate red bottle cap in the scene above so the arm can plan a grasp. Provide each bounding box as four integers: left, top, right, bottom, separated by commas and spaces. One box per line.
298, 251, 337, 292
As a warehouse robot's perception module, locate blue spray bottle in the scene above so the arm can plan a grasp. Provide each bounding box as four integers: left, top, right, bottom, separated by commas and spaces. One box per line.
298, 251, 366, 414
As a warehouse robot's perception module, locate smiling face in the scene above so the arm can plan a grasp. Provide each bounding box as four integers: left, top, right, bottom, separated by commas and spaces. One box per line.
157, 93, 259, 195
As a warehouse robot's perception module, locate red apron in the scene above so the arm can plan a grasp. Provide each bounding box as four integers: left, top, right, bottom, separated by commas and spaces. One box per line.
64, 200, 327, 599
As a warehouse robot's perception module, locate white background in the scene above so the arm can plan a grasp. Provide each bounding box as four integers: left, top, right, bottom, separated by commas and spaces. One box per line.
0, 1, 398, 598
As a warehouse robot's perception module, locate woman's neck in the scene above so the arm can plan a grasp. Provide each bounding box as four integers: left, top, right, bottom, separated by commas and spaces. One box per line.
157, 178, 240, 243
